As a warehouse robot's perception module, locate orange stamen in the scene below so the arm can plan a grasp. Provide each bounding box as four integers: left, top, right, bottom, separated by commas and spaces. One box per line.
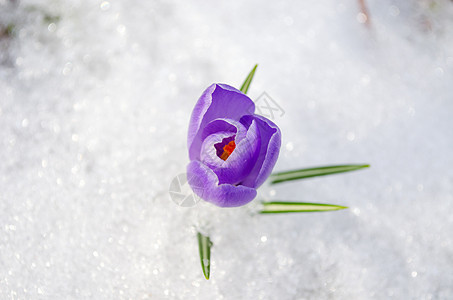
219, 140, 236, 161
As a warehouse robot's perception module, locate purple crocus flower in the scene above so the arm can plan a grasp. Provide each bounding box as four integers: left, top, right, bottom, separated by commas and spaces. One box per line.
187, 83, 281, 207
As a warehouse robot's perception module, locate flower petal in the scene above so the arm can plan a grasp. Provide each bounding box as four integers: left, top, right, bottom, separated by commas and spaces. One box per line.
201, 118, 248, 144
187, 160, 257, 207
239, 115, 281, 188
188, 84, 255, 160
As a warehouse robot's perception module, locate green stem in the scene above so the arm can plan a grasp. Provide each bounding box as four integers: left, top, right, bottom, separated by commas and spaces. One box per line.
197, 232, 212, 280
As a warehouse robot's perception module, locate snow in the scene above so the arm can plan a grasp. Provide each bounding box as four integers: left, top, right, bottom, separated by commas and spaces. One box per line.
1, 0, 453, 298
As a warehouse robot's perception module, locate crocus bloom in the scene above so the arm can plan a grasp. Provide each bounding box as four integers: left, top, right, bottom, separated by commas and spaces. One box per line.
187, 83, 281, 207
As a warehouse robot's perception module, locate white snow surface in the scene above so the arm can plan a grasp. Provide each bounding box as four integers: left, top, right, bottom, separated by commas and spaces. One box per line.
1, 0, 453, 299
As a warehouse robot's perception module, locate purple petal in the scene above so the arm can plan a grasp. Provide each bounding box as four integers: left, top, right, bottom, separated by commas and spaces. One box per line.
201, 118, 248, 144
239, 115, 281, 188
187, 160, 257, 207
199, 120, 261, 185
188, 84, 255, 160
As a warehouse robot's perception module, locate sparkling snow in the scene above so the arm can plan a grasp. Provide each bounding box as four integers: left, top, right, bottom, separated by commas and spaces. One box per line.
1, 0, 453, 299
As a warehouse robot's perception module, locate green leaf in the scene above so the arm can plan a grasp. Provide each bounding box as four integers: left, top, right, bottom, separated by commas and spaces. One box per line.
197, 232, 212, 280
240, 64, 258, 94
260, 201, 347, 214
270, 164, 370, 184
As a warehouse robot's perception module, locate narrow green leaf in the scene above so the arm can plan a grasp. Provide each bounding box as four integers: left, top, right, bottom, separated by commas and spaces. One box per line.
197, 232, 212, 280
270, 164, 370, 184
260, 201, 347, 214
240, 64, 258, 94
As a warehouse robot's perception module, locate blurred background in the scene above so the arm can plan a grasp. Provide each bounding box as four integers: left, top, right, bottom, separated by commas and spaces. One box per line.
1, 0, 452, 299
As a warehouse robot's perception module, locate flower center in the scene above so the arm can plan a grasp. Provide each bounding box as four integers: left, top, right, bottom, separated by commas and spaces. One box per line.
219, 140, 236, 161
214, 136, 236, 161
